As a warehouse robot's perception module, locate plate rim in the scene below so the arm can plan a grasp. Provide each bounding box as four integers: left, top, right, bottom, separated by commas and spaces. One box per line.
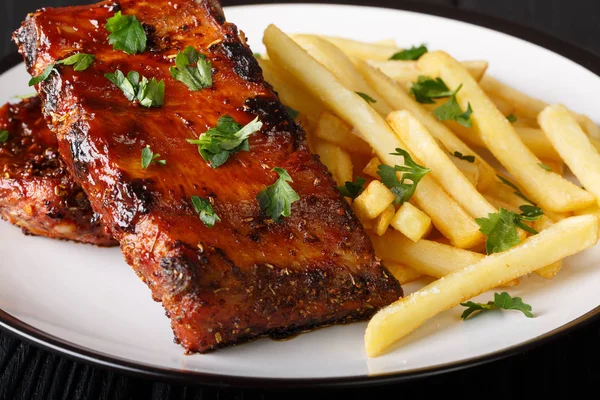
1, 0, 600, 389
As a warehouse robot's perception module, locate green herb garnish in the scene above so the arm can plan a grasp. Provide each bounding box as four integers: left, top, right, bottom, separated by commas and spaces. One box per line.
105, 11, 147, 55
257, 167, 300, 222
187, 116, 262, 168
105, 69, 164, 108
57, 53, 95, 71
389, 44, 428, 61
28, 64, 56, 86
451, 151, 475, 163
285, 105, 299, 119
378, 148, 430, 205
356, 92, 377, 104
141, 145, 166, 169
170, 46, 212, 91
497, 175, 537, 206
538, 162, 552, 172
191, 196, 220, 228
460, 292, 534, 320
0, 130, 9, 143
475, 207, 543, 254
506, 114, 517, 123
410, 76, 454, 104
432, 84, 473, 128
338, 177, 366, 199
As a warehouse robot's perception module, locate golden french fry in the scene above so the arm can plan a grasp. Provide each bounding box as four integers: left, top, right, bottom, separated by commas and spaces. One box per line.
362, 157, 381, 178
383, 261, 423, 284
539, 104, 600, 207
390, 202, 432, 242
355, 59, 496, 191
514, 127, 562, 161
480, 75, 600, 139
539, 159, 564, 176
365, 215, 600, 357
373, 204, 395, 236
291, 35, 393, 116
487, 93, 515, 116
352, 180, 395, 221
264, 25, 484, 248
418, 51, 594, 212
373, 39, 398, 47
531, 215, 563, 279
388, 110, 496, 219
369, 59, 488, 85
449, 156, 479, 187
313, 139, 353, 187
315, 35, 401, 61
315, 112, 373, 155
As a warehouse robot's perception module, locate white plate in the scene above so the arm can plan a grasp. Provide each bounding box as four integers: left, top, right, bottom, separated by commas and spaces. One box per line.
1, 3, 599, 387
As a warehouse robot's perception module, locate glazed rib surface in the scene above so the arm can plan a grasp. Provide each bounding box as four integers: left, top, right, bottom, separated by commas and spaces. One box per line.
0, 97, 115, 246
14, 0, 402, 352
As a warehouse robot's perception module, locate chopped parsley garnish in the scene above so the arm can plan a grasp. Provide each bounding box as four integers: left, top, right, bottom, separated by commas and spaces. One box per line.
460, 292, 534, 320
191, 196, 220, 228
410, 76, 454, 104
12, 93, 36, 99
0, 130, 9, 143
28, 64, 56, 86
141, 145, 166, 169
253, 53, 262, 59
451, 151, 475, 163
57, 53, 95, 71
105, 69, 164, 108
377, 148, 430, 205
356, 92, 377, 104
432, 84, 473, 128
338, 177, 366, 199
538, 162, 552, 172
506, 114, 518, 123
497, 175, 537, 206
257, 167, 300, 222
187, 116, 262, 168
475, 207, 543, 254
285, 105, 299, 119
105, 11, 147, 55
170, 46, 212, 91
389, 44, 428, 61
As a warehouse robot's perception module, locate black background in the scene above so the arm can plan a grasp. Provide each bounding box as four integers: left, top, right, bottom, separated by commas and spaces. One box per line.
1, 0, 600, 399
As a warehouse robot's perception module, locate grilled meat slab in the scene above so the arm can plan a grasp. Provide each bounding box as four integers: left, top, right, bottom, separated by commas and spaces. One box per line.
0, 97, 115, 246
14, 0, 402, 352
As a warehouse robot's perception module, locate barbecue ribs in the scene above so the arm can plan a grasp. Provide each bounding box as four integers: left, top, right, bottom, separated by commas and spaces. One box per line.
0, 97, 115, 246
14, 0, 402, 353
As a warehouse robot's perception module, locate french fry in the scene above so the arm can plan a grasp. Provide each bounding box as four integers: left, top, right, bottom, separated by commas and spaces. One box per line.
449, 155, 479, 187
352, 180, 395, 221
390, 202, 432, 242
373, 39, 398, 47
539, 159, 564, 175
383, 261, 423, 285
291, 35, 393, 116
365, 215, 600, 357
388, 110, 497, 219
355, 59, 497, 191
370, 230, 484, 277
368, 59, 488, 85
514, 127, 562, 161
315, 35, 400, 61
532, 214, 562, 279
418, 51, 594, 212
539, 104, 600, 206
257, 58, 326, 129
362, 157, 381, 178
315, 112, 372, 155
373, 204, 395, 236
313, 139, 353, 186
480, 75, 600, 139
264, 25, 484, 248
487, 93, 515, 117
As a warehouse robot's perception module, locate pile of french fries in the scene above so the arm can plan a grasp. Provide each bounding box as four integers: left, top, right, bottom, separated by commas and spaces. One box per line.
259, 26, 600, 357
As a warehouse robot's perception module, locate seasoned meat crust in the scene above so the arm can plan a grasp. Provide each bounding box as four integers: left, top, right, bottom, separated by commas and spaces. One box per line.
14, 0, 402, 353
0, 97, 115, 246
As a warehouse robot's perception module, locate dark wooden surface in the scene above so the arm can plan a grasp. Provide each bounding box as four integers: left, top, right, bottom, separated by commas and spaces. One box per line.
1, 0, 600, 398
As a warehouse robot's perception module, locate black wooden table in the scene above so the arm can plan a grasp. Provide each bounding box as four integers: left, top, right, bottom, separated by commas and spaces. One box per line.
1, 0, 600, 398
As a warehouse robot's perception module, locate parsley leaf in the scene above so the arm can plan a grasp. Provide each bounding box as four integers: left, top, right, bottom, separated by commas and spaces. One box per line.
506, 114, 517, 123
257, 167, 300, 222
390, 44, 428, 61
28, 64, 56, 86
57, 53, 95, 71
105, 11, 147, 55
475, 207, 543, 254
0, 130, 9, 143
187, 116, 262, 168
432, 84, 473, 128
538, 162, 552, 172
356, 92, 377, 103
285, 105, 299, 119
338, 177, 366, 199
410, 76, 454, 104
497, 175, 537, 206
451, 151, 475, 163
170, 46, 212, 91
105, 69, 164, 108
460, 292, 534, 320
141, 145, 166, 169
377, 148, 430, 205
191, 196, 220, 228
253, 53, 262, 59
